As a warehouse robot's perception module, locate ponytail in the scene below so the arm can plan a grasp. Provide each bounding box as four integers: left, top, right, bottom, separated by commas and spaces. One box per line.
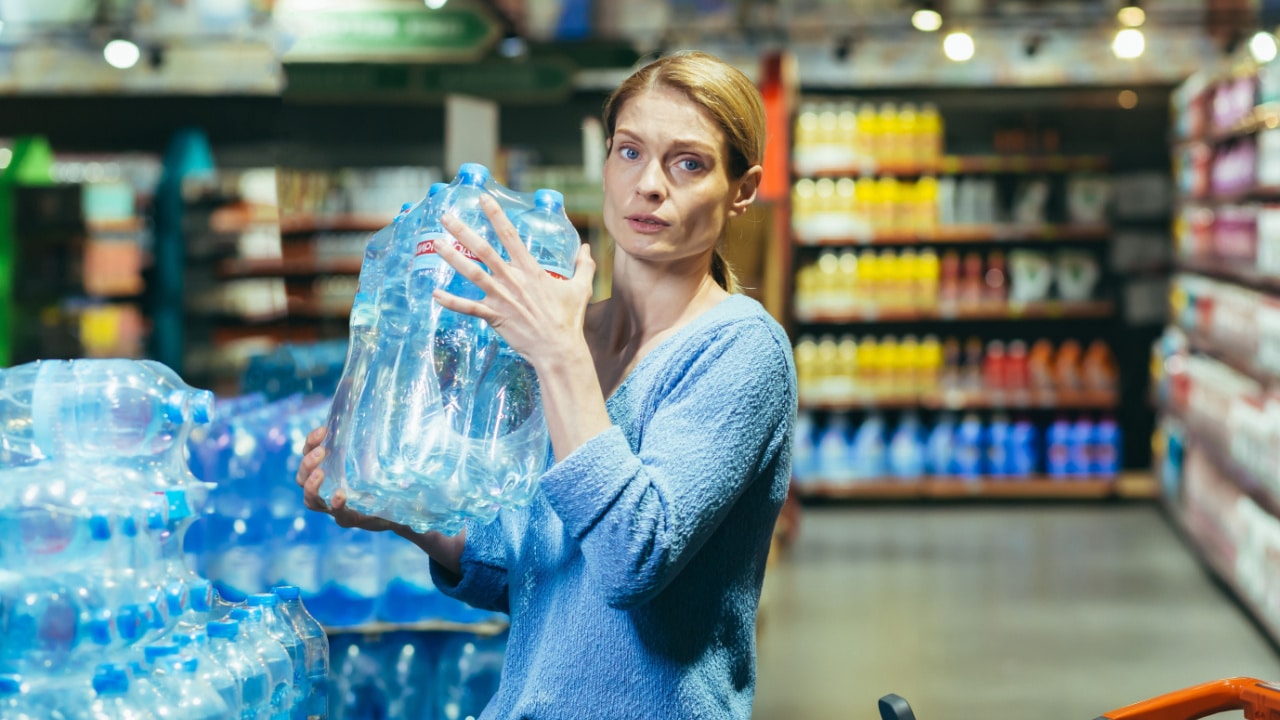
710, 247, 740, 294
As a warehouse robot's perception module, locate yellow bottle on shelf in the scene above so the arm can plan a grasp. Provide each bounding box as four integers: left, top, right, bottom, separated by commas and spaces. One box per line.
856, 249, 880, 312
855, 177, 878, 239
794, 104, 819, 159
898, 335, 921, 395
816, 251, 841, 316
836, 177, 857, 234
918, 103, 943, 165
879, 336, 904, 395
838, 251, 858, 312
874, 177, 898, 235
895, 250, 918, 311
915, 177, 939, 234
815, 177, 837, 217
916, 248, 940, 310
818, 106, 839, 150
794, 334, 819, 402
858, 104, 881, 166
919, 334, 943, 391
897, 103, 918, 168
837, 103, 858, 154
836, 334, 859, 402
856, 335, 880, 392
816, 334, 840, 403
878, 102, 900, 166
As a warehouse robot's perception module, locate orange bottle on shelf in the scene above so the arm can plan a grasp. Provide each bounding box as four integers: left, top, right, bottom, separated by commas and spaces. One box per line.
983, 340, 1007, 391
1082, 340, 1118, 393
942, 336, 962, 390
1027, 339, 1055, 390
1006, 340, 1030, 390
939, 250, 961, 305
1053, 339, 1084, 392
985, 251, 1008, 303
963, 336, 985, 390
960, 252, 985, 307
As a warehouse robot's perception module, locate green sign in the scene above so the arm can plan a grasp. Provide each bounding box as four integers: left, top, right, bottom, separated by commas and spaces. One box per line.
282, 6, 499, 63
285, 59, 576, 104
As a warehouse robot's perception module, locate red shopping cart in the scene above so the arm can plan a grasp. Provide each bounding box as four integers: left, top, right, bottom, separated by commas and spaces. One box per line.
879, 677, 1280, 720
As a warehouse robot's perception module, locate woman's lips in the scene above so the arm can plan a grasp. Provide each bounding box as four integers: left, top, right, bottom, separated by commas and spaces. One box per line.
626, 215, 670, 234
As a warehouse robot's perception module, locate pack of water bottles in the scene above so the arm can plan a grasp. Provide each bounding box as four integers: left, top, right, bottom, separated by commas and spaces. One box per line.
318, 163, 580, 534
188, 391, 505, 628
328, 630, 506, 720
0, 358, 330, 719
242, 341, 349, 401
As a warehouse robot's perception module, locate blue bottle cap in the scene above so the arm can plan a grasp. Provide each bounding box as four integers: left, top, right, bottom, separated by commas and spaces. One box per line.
189, 579, 212, 614
273, 585, 300, 601
190, 390, 214, 425
207, 620, 240, 639
534, 188, 564, 211
144, 643, 179, 664
165, 489, 191, 522
0, 675, 21, 695
147, 601, 166, 629
147, 505, 167, 531
116, 606, 142, 642
92, 666, 129, 696
176, 656, 199, 674
163, 390, 188, 424
247, 593, 279, 608
89, 515, 112, 541
230, 606, 262, 623
457, 163, 490, 186
120, 516, 139, 538
400, 202, 414, 214
428, 182, 449, 197
166, 584, 188, 616
88, 616, 113, 646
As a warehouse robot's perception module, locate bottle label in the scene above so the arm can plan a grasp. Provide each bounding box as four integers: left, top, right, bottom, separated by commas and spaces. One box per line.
545, 267, 571, 280
413, 231, 479, 271
273, 545, 322, 595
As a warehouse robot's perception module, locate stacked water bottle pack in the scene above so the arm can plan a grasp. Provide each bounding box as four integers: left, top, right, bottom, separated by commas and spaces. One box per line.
319, 164, 581, 535
188, 392, 505, 629
327, 630, 506, 720
791, 410, 1122, 486
0, 358, 328, 719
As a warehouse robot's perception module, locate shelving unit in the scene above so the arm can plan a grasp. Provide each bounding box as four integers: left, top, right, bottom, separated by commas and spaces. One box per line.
1156, 58, 1280, 646
324, 619, 509, 638
785, 94, 1152, 502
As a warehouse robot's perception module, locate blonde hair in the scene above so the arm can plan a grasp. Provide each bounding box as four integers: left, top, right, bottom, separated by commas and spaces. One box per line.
603, 51, 765, 294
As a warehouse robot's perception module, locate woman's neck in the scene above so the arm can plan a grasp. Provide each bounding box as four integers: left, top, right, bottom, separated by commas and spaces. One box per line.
601, 251, 729, 354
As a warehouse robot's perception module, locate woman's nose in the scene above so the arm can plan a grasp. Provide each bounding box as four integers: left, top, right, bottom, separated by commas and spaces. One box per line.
635, 160, 666, 202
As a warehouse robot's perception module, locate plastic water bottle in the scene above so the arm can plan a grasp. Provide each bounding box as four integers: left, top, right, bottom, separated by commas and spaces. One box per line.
1069, 418, 1094, 478
207, 620, 271, 720
318, 205, 413, 502
0, 674, 50, 720
17, 359, 213, 460
167, 656, 232, 720
952, 413, 986, 479
435, 633, 506, 720
816, 415, 852, 484
1046, 419, 1072, 478
926, 415, 956, 476
247, 593, 307, 718
273, 586, 329, 720
0, 364, 46, 468
887, 414, 925, 480
377, 532, 442, 624
790, 412, 817, 486
513, 188, 580, 279
328, 634, 388, 720
268, 511, 325, 608
1009, 420, 1039, 478
382, 632, 434, 720
0, 571, 79, 673
985, 415, 1012, 477
173, 630, 241, 718
88, 664, 149, 720
230, 607, 296, 719
1092, 418, 1121, 476
849, 414, 887, 480
314, 525, 378, 628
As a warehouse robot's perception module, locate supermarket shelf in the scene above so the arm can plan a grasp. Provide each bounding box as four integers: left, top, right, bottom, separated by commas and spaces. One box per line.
279, 215, 389, 236
1163, 499, 1280, 648
1160, 403, 1280, 520
218, 257, 363, 279
797, 154, 1110, 179
801, 388, 1118, 412
796, 300, 1114, 324
324, 619, 509, 637
1176, 257, 1280, 295
1180, 328, 1280, 389
793, 223, 1110, 247
1182, 185, 1280, 205
1175, 102, 1280, 147
797, 475, 1130, 501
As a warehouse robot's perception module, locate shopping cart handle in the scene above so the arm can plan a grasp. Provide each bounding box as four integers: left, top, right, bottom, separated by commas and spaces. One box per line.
1097, 677, 1280, 720
878, 693, 918, 720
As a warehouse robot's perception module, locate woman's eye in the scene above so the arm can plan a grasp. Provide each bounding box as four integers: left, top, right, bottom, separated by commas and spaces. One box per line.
620, 147, 640, 160
678, 159, 703, 172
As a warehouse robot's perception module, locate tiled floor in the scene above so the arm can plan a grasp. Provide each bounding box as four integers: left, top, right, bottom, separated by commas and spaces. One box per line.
753, 504, 1280, 720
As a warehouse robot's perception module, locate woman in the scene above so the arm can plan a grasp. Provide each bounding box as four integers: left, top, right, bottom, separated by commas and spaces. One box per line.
297, 50, 796, 719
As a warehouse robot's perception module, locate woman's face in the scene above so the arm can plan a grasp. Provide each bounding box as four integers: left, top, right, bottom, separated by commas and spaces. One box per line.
602, 86, 760, 272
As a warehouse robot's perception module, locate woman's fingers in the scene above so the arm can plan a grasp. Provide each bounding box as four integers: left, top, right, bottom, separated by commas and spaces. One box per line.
302, 469, 330, 513
481, 195, 542, 274
307, 425, 326, 447
432, 288, 499, 324
441, 215, 511, 281
572, 243, 595, 292
297, 445, 324, 487
435, 230, 502, 294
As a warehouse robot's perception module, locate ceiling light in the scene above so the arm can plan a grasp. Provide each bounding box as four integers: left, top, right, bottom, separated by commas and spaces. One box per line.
1250, 31, 1278, 64
104, 39, 141, 69
1112, 28, 1145, 59
943, 31, 975, 62
1118, 90, 1138, 109
424, 0, 447, 8
498, 34, 526, 58
912, 9, 942, 33
1117, 4, 1145, 28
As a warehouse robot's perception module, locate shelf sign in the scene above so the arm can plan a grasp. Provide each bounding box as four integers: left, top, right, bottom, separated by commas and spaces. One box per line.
285, 59, 576, 104
279, 1, 499, 63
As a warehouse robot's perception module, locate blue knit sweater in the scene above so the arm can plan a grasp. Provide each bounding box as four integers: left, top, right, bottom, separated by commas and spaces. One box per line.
430, 293, 797, 719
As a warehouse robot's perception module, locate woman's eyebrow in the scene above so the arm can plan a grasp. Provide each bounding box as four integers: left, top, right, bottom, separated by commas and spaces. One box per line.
613, 128, 717, 156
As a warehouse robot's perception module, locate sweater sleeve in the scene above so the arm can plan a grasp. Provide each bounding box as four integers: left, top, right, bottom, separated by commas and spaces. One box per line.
429, 515, 511, 614
538, 319, 796, 610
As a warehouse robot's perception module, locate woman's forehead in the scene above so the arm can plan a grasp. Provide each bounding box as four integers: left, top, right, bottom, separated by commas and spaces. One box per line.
614, 87, 726, 147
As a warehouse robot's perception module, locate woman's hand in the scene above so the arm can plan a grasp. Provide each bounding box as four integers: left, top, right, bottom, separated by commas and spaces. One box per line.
296, 426, 403, 533
434, 194, 596, 369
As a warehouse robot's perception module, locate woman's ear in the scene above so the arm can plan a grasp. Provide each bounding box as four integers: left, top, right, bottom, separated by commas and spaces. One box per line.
729, 165, 764, 218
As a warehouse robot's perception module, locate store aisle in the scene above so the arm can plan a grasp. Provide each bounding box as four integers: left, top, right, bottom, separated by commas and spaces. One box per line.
753, 505, 1280, 720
